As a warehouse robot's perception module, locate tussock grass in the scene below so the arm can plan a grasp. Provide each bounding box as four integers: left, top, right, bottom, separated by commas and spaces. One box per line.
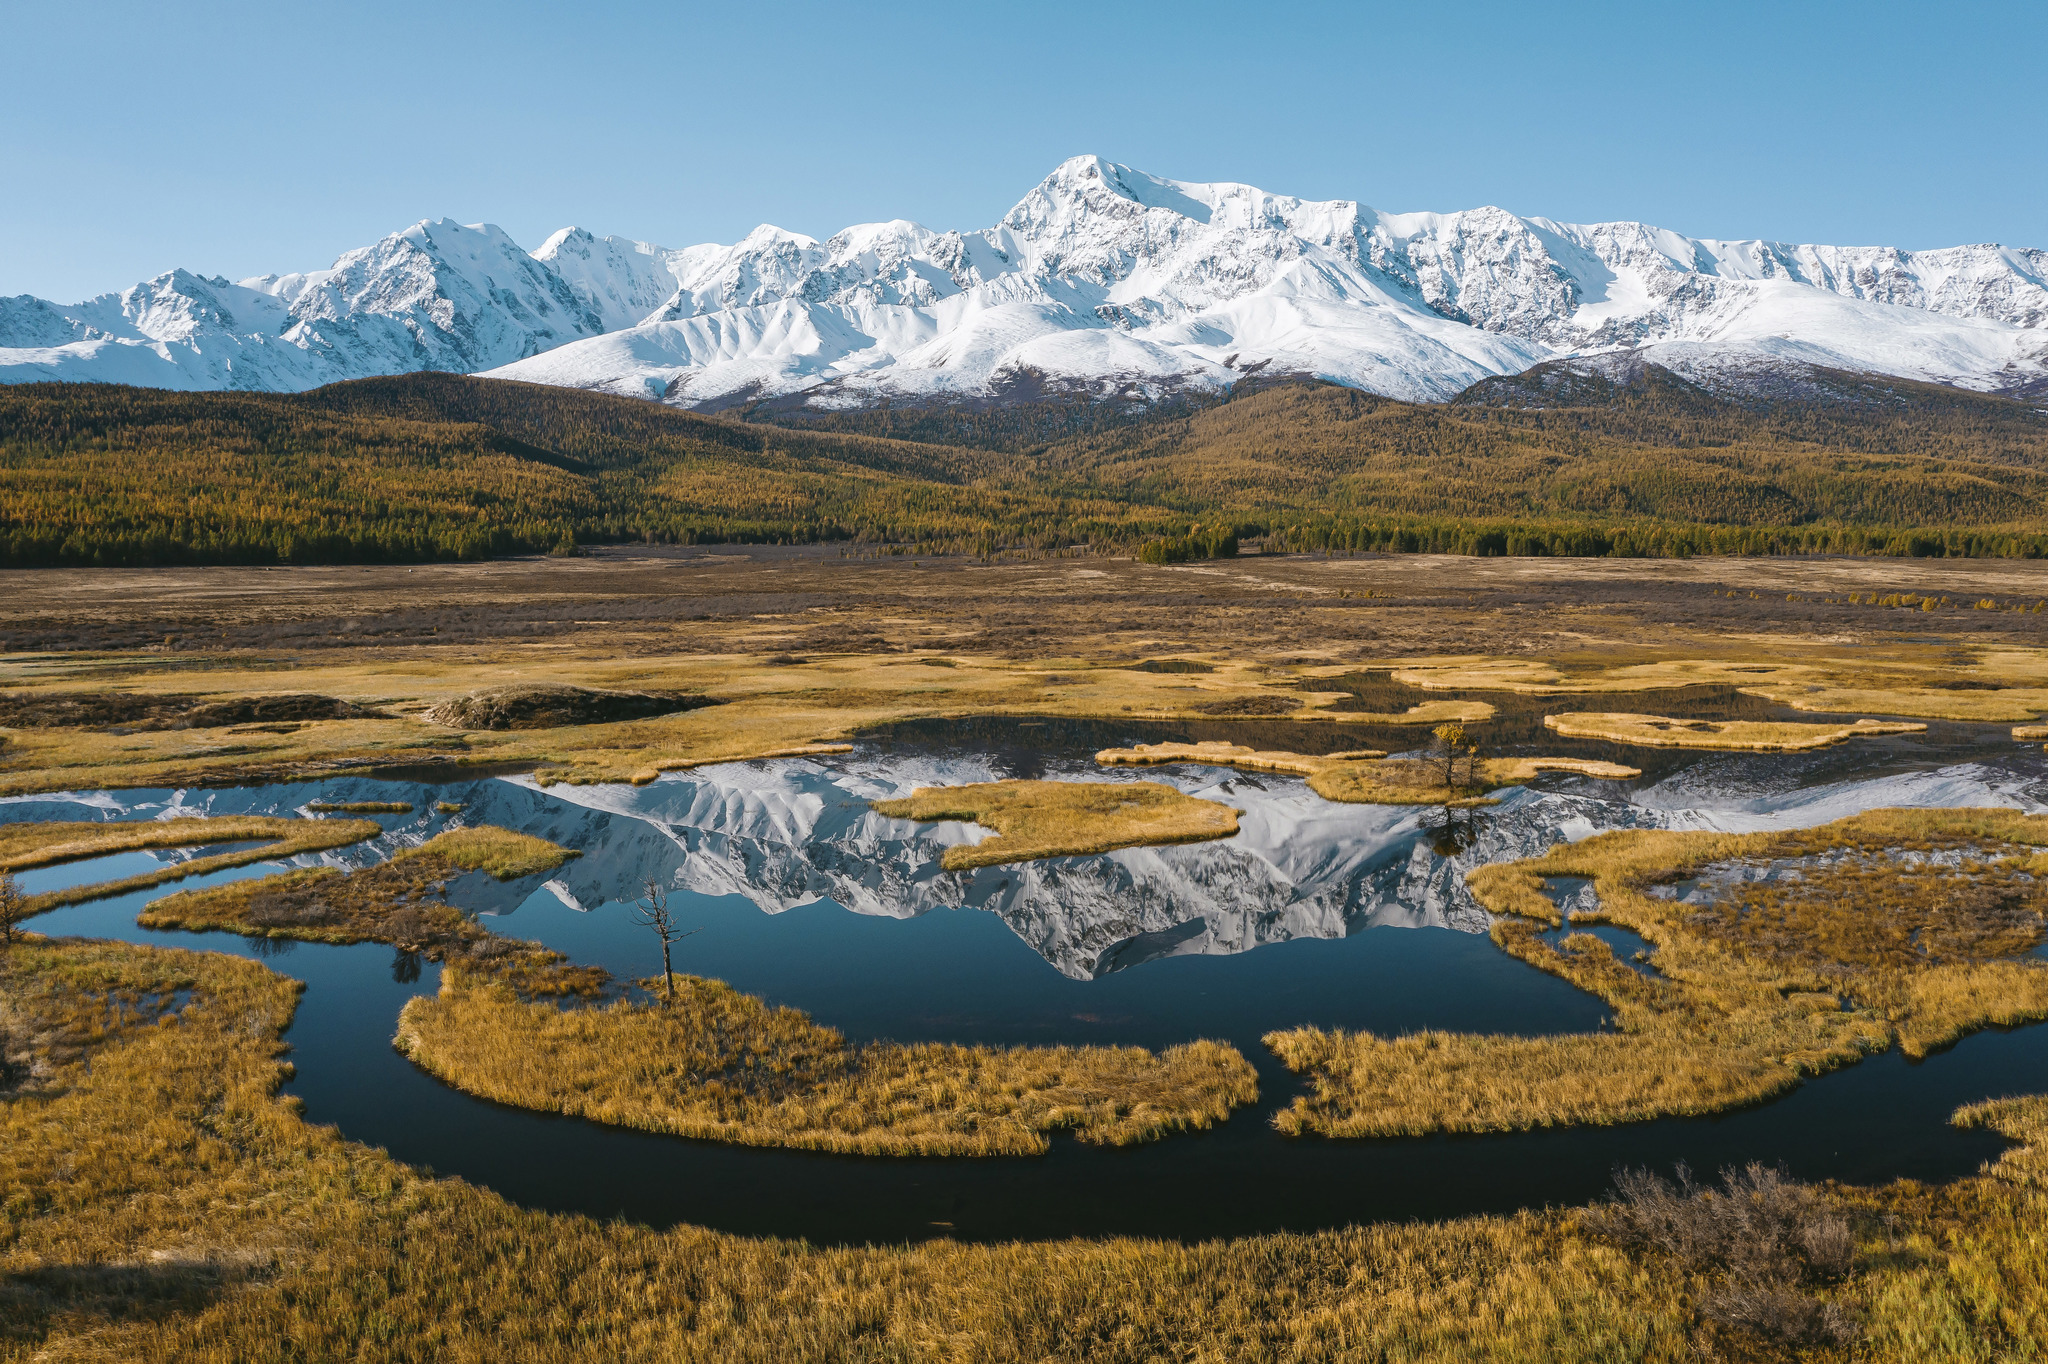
138, 827, 598, 997
306, 800, 414, 814
1394, 656, 2048, 722
1271, 808, 2048, 1138
423, 683, 712, 731
0, 816, 381, 916
1097, 743, 1634, 807
1543, 712, 1926, 751
1307, 755, 1639, 807
1095, 740, 1385, 777
1333, 699, 1498, 724
394, 972, 1257, 1156
13, 934, 2048, 1359
871, 780, 1240, 869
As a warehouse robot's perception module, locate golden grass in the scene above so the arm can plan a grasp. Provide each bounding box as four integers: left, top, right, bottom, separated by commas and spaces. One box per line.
1308, 755, 1638, 807
870, 779, 1240, 870
12, 932, 2048, 1358
1543, 712, 1927, 751
1390, 655, 2048, 722
14, 639, 2048, 799
1096, 743, 1636, 808
394, 971, 1257, 1157
2, 816, 381, 916
2015, 725, 2048, 740
137, 827, 599, 997
1095, 739, 1384, 777
306, 800, 413, 813
1269, 808, 2048, 1139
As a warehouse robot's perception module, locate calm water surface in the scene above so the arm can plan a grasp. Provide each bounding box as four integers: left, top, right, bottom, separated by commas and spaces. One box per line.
14, 702, 2048, 1243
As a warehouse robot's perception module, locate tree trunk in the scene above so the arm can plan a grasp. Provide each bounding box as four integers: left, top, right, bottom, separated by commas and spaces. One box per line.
661, 938, 673, 1003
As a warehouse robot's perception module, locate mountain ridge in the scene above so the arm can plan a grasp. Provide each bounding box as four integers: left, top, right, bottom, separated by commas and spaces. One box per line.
4, 155, 2045, 406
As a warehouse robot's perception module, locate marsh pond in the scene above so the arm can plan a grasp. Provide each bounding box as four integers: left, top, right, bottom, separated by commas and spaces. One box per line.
15, 694, 2048, 1243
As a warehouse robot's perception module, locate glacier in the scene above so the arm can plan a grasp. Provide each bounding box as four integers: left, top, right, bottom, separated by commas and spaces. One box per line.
4, 155, 2044, 404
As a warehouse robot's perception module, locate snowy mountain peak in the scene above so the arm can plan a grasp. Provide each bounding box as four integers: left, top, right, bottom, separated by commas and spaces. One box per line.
4, 158, 2045, 404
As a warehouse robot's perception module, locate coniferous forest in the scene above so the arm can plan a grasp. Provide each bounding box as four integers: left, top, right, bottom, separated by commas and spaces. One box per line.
6, 365, 2048, 567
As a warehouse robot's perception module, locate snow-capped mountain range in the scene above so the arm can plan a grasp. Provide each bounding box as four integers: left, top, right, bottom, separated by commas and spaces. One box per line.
5, 155, 2045, 406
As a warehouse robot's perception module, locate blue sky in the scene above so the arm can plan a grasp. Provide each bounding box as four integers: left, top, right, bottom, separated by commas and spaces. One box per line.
5, 0, 2043, 302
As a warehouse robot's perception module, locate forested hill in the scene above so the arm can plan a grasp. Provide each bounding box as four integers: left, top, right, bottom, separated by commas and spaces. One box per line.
6, 370, 2048, 567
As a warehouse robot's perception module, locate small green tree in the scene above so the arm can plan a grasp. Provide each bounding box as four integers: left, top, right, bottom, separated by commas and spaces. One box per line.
1430, 723, 1481, 793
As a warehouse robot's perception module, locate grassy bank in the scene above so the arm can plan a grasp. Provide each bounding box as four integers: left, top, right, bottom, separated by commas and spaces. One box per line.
4, 933, 2047, 1360
1095, 742, 1637, 806
136, 826, 600, 997
395, 972, 1257, 1156
2, 815, 382, 913
870, 779, 1242, 869
1541, 713, 1927, 751
1269, 808, 2048, 1138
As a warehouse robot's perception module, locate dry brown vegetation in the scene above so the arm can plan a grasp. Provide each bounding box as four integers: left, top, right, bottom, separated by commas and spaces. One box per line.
422, 683, 713, 730
1094, 739, 1384, 777
1542, 713, 1927, 751
15, 543, 2048, 800
870, 779, 1241, 869
1096, 742, 1636, 807
1396, 655, 2048, 722
6, 933, 2048, 1359
0, 816, 380, 916
395, 972, 1257, 1157
136, 827, 600, 997
305, 801, 414, 814
1271, 808, 2048, 1139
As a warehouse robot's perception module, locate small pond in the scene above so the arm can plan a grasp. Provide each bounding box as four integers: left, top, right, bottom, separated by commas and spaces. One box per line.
12, 695, 2048, 1243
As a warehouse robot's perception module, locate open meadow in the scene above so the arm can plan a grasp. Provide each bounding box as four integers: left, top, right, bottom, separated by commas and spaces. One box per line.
8, 547, 2048, 1362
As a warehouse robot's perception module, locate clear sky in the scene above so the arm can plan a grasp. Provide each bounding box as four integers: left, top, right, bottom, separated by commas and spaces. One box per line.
5, 0, 2043, 302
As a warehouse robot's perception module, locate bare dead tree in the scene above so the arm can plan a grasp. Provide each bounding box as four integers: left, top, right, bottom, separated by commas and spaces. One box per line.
0, 873, 30, 948
630, 878, 699, 1004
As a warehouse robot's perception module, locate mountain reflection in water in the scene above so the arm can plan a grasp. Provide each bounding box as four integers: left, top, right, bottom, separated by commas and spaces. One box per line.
10, 714, 2046, 986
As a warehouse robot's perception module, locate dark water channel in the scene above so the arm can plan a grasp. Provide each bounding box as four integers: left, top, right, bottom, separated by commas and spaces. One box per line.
13, 698, 2048, 1243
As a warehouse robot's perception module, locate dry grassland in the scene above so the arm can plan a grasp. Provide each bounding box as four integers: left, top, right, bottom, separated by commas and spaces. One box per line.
0, 651, 1361, 796
394, 972, 1257, 1156
137, 827, 600, 997
1270, 808, 2048, 1139
5, 933, 2047, 1360
1094, 740, 1384, 777
870, 779, 1241, 869
1542, 713, 1927, 751
1096, 743, 1636, 807
3, 816, 380, 915
1393, 654, 2048, 722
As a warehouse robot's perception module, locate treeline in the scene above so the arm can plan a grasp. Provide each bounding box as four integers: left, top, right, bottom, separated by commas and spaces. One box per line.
8, 372, 2048, 567
1138, 528, 1241, 564
1265, 518, 2048, 561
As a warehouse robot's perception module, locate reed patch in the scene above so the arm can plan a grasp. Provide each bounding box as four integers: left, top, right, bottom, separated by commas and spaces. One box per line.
1096, 741, 1635, 807
1270, 808, 2048, 1138
870, 779, 1241, 869
1543, 712, 1926, 751
138, 826, 600, 997
394, 972, 1258, 1156
0, 815, 381, 916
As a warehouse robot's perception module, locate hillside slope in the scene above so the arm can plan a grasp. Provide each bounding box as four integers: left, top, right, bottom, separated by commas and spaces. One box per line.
7, 373, 2048, 567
